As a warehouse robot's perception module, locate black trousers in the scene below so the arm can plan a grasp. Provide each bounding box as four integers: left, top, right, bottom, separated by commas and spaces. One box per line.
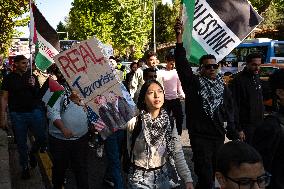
190, 137, 224, 189
164, 98, 184, 135
49, 134, 89, 189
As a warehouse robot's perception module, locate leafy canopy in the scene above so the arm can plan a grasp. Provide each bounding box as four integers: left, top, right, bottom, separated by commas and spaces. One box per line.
0, 0, 29, 56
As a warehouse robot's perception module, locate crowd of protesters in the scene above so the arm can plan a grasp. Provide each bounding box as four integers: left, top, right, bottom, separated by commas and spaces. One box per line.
0, 20, 283, 189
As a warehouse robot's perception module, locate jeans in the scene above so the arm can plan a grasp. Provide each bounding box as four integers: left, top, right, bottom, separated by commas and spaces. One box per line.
49, 134, 89, 189
128, 165, 170, 189
105, 130, 125, 189
10, 108, 47, 169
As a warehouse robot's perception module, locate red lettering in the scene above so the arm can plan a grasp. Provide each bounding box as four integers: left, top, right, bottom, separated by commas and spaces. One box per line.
79, 45, 96, 69
66, 49, 85, 73
85, 42, 104, 65
47, 49, 53, 58
57, 56, 76, 78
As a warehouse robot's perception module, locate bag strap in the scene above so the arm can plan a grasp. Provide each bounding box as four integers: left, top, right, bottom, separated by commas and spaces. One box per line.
129, 115, 142, 162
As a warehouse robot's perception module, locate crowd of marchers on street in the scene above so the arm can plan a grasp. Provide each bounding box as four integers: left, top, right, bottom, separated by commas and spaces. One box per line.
0, 19, 284, 189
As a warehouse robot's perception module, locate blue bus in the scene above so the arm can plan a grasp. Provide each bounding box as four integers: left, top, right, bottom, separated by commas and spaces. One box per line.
225, 38, 284, 65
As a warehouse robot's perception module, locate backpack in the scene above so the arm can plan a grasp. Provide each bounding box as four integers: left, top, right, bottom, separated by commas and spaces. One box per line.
122, 115, 142, 173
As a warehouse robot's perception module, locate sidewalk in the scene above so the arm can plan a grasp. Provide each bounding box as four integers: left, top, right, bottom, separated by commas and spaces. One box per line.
0, 129, 12, 189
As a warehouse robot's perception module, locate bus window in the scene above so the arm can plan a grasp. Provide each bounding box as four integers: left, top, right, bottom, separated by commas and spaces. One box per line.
232, 46, 268, 62
246, 46, 268, 61
236, 47, 248, 62
59, 40, 79, 51
274, 43, 284, 57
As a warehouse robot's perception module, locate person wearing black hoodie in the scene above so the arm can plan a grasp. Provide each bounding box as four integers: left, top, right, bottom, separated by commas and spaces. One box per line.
174, 19, 238, 189
230, 53, 264, 144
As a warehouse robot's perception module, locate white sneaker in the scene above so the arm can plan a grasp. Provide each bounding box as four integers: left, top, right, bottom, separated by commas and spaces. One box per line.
169, 179, 180, 188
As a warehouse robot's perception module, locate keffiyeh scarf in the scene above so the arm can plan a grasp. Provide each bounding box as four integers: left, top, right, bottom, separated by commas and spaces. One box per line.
141, 109, 174, 157
61, 83, 72, 113
199, 74, 224, 118
140, 109, 180, 180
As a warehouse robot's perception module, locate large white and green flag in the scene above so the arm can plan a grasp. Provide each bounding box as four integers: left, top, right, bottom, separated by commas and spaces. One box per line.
182, 0, 263, 64
30, 1, 59, 71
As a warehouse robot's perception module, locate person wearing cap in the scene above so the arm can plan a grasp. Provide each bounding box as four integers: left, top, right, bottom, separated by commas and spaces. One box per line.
0, 55, 47, 179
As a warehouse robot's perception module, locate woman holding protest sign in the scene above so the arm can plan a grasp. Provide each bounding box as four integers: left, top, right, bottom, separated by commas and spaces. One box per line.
124, 79, 194, 189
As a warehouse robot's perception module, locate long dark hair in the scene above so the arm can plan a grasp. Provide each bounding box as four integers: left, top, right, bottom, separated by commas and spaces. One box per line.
137, 79, 164, 111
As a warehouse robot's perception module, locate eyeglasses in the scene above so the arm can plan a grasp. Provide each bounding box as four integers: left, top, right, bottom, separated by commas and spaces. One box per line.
203, 64, 219, 70
224, 172, 271, 189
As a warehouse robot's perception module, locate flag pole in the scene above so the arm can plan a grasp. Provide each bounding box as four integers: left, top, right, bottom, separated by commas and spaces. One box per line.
179, 0, 184, 21
29, 0, 33, 76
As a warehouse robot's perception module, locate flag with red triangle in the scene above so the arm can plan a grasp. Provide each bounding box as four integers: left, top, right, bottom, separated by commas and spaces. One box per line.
42, 78, 64, 108
30, 1, 60, 71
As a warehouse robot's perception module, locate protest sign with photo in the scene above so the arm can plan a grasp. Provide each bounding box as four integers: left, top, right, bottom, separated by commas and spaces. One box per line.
54, 37, 137, 139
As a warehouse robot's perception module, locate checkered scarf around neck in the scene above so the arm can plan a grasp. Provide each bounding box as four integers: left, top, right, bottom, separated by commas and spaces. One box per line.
140, 109, 175, 160
198, 73, 224, 119
61, 83, 72, 113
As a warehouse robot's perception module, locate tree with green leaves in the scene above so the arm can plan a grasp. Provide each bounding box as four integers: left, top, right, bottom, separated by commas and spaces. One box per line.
249, 0, 284, 32
155, 0, 180, 45
56, 21, 68, 40
0, 0, 29, 56
67, 0, 153, 59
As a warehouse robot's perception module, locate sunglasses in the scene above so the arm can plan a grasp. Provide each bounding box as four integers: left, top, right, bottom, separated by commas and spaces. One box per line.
203, 64, 219, 70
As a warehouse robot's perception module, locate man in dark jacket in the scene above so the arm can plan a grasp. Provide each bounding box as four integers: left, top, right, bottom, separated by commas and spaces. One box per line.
174, 20, 238, 189
230, 53, 264, 144
252, 69, 284, 189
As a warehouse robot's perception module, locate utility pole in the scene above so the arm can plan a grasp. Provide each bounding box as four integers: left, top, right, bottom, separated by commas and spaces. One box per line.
153, 0, 156, 52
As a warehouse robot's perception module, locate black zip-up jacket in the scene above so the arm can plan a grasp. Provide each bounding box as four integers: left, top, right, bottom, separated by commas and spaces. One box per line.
174, 43, 238, 140
229, 67, 264, 131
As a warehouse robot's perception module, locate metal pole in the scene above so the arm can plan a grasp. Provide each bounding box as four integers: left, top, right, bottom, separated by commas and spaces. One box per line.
29, 0, 33, 76
153, 0, 156, 52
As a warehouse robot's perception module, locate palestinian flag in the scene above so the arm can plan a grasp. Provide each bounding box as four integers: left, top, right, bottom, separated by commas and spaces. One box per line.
182, 0, 263, 64
30, 1, 59, 71
42, 78, 64, 108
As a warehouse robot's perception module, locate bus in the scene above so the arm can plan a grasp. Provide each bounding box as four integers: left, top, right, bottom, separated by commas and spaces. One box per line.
225, 38, 284, 66
59, 40, 80, 51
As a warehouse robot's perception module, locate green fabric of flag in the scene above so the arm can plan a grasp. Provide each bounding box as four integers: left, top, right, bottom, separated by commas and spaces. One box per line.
181, 0, 263, 64
30, 2, 59, 71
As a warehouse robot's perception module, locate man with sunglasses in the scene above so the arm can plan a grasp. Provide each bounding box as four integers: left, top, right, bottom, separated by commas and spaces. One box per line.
230, 53, 264, 144
0, 55, 47, 179
174, 20, 239, 189
216, 141, 271, 189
